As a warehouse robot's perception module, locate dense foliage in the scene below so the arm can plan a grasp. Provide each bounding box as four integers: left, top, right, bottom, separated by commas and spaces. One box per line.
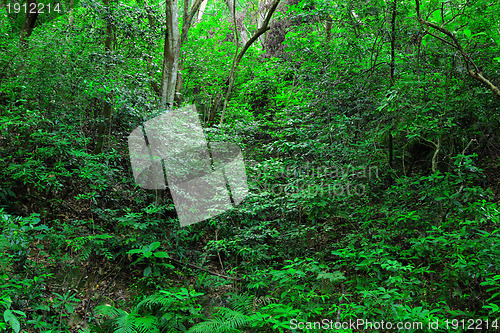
1, 0, 499, 331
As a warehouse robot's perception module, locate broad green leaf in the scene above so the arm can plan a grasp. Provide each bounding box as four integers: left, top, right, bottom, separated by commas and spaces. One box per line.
3, 310, 12, 322
3, 310, 20, 333
127, 249, 143, 254
149, 241, 161, 251
433, 10, 441, 23
153, 251, 170, 258
463, 28, 471, 39
144, 266, 152, 277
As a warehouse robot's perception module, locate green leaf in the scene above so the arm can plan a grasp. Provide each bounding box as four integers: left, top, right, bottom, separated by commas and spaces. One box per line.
127, 249, 144, 255
65, 304, 74, 313
463, 28, 471, 39
484, 303, 500, 314
143, 251, 153, 258
153, 251, 170, 258
3, 310, 20, 333
149, 241, 161, 252
144, 266, 152, 277
3, 309, 12, 322
471, 32, 487, 37
317, 271, 346, 284
422, 34, 431, 47
432, 10, 441, 23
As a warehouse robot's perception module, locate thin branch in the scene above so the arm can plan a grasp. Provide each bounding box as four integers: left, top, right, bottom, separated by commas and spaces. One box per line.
218, 0, 281, 124
415, 0, 500, 99
424, 30, 455, 48
169, 257, 241, 280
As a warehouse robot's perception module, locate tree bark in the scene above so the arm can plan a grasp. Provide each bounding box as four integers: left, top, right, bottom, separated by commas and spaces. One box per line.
174, 0, 204, 105
389, 0, 396, 85
160, 0, 181, 110
257, 0, 271, 46
325, 15, 332, 41
181, 0, 204, 45
213, 0, 281, 124
156, 0, 202, 108
387, 0, 397, 185
196, 0, 209, 23
224, 0, 248, 45
20, 0, 39, 48
68, 0, 75, 25
94, 0, 114, 154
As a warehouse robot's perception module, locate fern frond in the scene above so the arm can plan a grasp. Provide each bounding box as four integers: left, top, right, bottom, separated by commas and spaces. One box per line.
228, 293, 253, 314
134, 315, 159, 333
187, 307, 251, 333
95, 305, 159, 333
95, 304, 127, 319
114, 312, 140, 333
137, 291, 174, 311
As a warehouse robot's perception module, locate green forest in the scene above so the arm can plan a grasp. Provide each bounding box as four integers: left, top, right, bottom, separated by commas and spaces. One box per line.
1, 0, 500, 331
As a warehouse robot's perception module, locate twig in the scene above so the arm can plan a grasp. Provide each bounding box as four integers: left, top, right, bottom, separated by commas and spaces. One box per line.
215, 228, 225, 274
336, 283, 345, 323
169, 257, 241, 281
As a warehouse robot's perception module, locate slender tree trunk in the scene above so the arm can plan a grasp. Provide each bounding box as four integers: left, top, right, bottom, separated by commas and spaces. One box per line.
144, 0, 161, 96
257, 0, 269, 46
387, 0, 397, 185
325, 15, 332, 41
224, 0, 248, 45
20, 0, 39, 48
174, 0, 204, 105
389, 0, 396, 85
68, 0, 75, 26
213, 0, 281, 124
197, 0, 208, 23
160, 0, 181, 109
94, 0, 114, 154
150, 0, 202, 105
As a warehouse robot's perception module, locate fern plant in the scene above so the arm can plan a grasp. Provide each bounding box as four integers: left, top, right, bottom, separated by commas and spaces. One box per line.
94, 304, 158, 333
187, 307, 250, 333
93, 287, 205, 333
187, 293, 277, 333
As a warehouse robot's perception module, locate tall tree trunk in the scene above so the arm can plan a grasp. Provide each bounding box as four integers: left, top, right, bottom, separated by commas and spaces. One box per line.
160, 0, 181, 109
325, 14, 332, 41
224, 0, 247, 45
20, 0, 39, 48
144, 0, 161, 96
174, 0, 204, 105
151, 0, 203, 105
212, 0, 281, 124
387, 0, 397, 185
68, 0, 75, 26
389, 0, 396, 85
257, 0, 270, 46
94, 0, 114, 154
196, 0, 209, 23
